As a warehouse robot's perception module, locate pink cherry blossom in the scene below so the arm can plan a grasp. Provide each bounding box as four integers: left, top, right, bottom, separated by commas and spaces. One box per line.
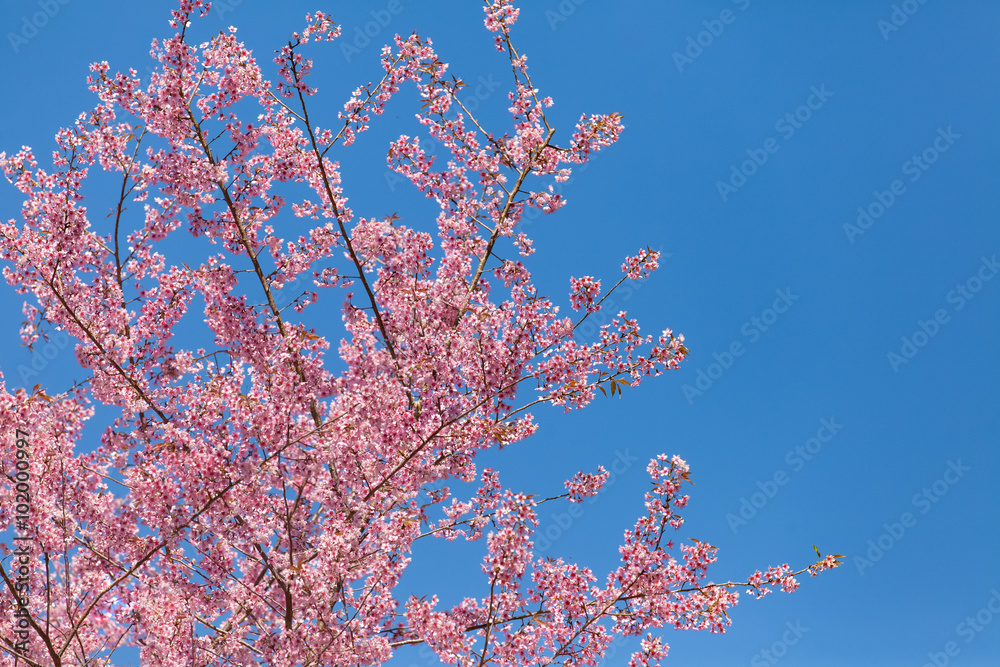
564, 466, 609, 502
0, 2, 839, 665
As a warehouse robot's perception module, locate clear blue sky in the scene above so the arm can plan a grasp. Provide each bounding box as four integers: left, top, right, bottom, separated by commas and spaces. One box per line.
1, 1, 998, 666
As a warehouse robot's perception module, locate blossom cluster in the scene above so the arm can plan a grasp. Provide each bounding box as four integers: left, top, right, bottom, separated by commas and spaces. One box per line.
564, 466, 609, 502
0, 2, 838, 665
569, 275, 602, 313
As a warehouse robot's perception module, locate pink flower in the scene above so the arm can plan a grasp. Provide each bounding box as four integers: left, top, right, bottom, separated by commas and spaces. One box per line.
622, 247, 661, 280
569, 275, 602, 312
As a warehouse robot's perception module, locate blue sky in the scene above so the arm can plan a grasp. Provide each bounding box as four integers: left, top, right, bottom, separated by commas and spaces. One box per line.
1, 1, 998, 666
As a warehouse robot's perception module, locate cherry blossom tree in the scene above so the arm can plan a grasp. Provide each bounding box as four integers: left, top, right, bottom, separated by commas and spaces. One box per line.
0, 1, 840, 665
